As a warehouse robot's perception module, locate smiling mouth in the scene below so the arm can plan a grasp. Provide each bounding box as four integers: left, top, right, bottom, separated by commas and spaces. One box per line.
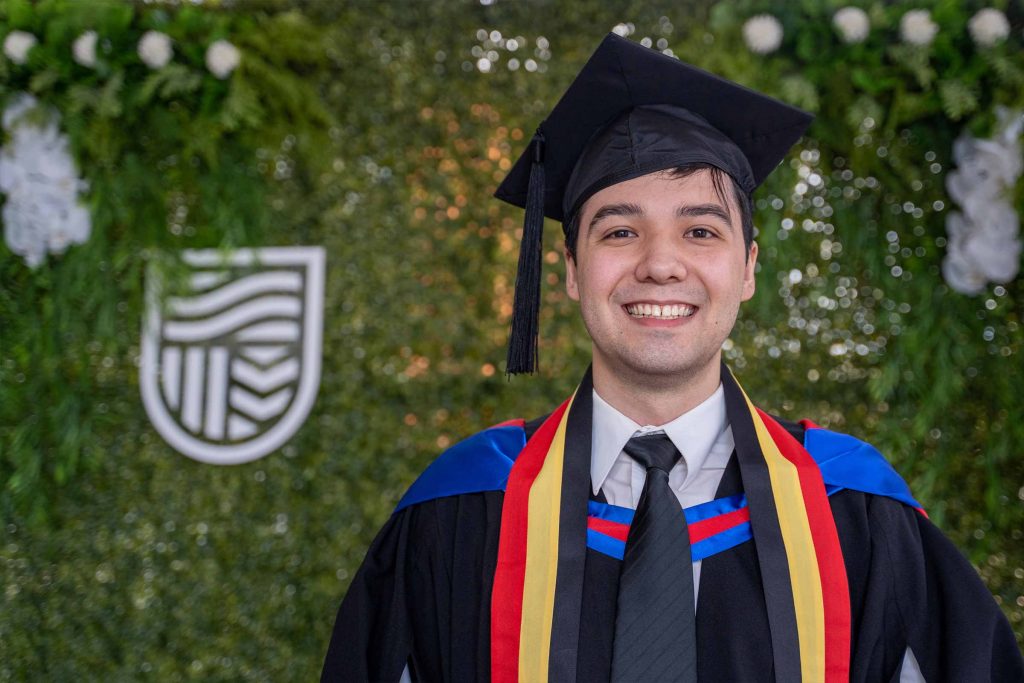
624, 303, 697, 320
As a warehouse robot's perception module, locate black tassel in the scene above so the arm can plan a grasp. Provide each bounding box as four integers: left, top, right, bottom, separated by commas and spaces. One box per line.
506, 131, 546, 375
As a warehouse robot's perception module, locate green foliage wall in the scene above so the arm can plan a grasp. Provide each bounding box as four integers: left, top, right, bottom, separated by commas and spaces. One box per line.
1, 0, 1021, 678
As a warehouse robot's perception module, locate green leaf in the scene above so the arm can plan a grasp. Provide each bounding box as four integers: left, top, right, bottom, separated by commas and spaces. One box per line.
98, 70, 124, 118
28, 68, 59, 93
780, 74, 820, 113
66, 83, 101, 116
219, 78, 265, 131
889, 91, 937, 126
985, 52, 1024, 88
846, 94, 883, 130
887, 44, 936, 90
136, 64, 202, 106
938, 79, 978, 121
867, 362, 899, 403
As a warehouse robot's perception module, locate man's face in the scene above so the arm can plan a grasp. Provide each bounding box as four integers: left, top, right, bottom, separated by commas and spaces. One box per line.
564, 169, 757, 387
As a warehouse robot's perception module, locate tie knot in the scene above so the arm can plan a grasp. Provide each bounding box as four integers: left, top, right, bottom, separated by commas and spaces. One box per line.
622, 433, 681, 474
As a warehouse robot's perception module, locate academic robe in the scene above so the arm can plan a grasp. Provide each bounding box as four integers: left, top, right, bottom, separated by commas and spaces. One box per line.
321, 369, 1023, 682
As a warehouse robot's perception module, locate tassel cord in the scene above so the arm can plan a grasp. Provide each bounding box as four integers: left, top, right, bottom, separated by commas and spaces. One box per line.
506, 132, 546, 374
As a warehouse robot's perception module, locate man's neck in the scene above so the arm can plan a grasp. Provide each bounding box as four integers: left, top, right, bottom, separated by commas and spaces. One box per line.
591, 356, 722, 426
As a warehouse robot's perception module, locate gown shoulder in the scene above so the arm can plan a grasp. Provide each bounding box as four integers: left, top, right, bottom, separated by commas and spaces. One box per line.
829, 488, 1023, 682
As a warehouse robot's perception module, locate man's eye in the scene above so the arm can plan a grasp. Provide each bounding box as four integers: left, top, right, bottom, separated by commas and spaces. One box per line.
607, 228, 635, 239
689, 227, 715, 239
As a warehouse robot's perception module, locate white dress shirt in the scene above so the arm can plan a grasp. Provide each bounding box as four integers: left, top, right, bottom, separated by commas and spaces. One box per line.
591, 384, 731, 603
589, 384, 925, 682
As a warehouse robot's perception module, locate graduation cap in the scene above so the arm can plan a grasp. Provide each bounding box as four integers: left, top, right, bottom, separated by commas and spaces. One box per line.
495, 33, 813, 374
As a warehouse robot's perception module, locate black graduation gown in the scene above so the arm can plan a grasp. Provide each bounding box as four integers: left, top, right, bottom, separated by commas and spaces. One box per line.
321, 415, 1023, 682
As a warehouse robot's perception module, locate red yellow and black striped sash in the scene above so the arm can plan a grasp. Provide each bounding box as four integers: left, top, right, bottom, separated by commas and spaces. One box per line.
490, 372, 852, 682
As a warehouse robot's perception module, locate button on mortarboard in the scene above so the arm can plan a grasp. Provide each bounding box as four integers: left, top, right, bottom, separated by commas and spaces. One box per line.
495, 33, 813, 374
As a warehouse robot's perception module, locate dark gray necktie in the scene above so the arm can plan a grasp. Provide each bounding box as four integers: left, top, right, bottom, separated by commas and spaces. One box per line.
610, 433, 697, 683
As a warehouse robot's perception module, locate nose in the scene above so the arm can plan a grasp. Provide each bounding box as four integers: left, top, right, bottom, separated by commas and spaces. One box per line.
635, 231, 688, 283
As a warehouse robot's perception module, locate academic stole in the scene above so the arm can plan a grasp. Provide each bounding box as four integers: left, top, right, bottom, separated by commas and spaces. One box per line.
490, 368, 852, 682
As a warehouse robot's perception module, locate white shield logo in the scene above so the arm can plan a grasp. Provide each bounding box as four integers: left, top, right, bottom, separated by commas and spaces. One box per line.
140, 247, 325, 464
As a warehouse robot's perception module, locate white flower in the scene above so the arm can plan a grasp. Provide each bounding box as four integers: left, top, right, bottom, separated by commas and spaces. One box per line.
3, 30, 37, 65
138, 30, 173, 69
942, 109, 1023, 293
947, 137, 1020, 212
994, 106, 1024, 150
968, 8, 1010, 47
0, 94, 92, 268
832, 7, 870, 44
742, 14, 784, 55
900, 9, 938, 46
72, 31, 98, 68
943, 209, 1021, 293
970, 209, 1021, 282
1, 92, 38, 129
942, 236, 988, 295
205, 39, 241, 79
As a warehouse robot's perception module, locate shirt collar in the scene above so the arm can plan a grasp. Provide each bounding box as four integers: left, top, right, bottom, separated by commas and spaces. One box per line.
590, 383, 728, 496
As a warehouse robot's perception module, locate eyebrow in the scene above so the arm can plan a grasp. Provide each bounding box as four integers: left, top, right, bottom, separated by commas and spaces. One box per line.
587, 202, 644, 235
677, 203, 733, 229
587, 201, 734, 235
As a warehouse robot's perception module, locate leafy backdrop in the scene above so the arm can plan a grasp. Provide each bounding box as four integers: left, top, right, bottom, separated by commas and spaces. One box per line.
1, 0, 1021, 679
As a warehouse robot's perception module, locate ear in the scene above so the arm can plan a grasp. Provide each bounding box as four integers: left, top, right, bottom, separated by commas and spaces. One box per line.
564, 248, 580, 302
741, 241, 758, 301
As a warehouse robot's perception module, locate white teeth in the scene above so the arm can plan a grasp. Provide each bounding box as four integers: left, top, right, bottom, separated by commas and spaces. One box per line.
625, 304, 696, 319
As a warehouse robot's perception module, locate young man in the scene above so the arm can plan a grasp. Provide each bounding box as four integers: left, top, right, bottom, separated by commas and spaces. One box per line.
322, 34, 1023, 682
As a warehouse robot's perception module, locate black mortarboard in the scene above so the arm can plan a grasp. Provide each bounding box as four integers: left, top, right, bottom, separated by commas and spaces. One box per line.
495, 33, 812, 374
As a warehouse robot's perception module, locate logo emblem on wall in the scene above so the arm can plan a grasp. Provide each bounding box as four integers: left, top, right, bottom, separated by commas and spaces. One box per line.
140, 247, 325, 464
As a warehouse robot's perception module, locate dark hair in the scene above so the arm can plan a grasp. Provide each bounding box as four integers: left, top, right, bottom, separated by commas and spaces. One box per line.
562, 163, 754, 260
